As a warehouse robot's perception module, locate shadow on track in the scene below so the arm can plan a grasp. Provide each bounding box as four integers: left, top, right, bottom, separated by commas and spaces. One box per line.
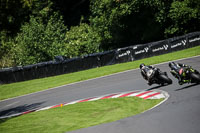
147, 83, 172, 91
0, 101, 45, 123
147, 85, 162, 91
175, 83, 200, 91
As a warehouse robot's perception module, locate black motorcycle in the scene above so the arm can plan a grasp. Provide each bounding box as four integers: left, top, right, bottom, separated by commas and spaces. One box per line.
146, 68, 172, 86
174, 67, 200, 84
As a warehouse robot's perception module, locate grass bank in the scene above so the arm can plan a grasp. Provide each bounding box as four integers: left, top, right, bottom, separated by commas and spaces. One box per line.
0, 97, 163, 133
0, 45, 200, 100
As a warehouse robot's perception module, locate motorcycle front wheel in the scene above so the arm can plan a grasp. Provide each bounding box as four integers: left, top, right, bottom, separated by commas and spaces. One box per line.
190, 73, 200, 83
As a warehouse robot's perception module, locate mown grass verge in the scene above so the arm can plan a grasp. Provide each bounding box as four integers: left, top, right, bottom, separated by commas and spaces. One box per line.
0, 97, 163, 133
0, 45, 200, 100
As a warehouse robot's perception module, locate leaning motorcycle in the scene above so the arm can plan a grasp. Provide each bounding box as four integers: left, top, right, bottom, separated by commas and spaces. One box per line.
174, 67, 200, 84
146, 68, 172, 85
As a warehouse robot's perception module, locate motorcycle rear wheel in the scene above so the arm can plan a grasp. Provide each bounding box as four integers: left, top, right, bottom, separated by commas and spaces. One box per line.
158, 75, 172, 84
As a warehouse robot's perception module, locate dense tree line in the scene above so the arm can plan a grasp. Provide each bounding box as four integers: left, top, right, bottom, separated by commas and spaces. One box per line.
0, 0, 199, 68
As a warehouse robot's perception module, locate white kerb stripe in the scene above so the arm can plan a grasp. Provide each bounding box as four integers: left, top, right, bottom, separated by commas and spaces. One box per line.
139, 91, 159, 98
147, 94, 165, 99
111, 93, 127, 98
128, 91, 147, 97
66, 100, 81, 105
36, 106, 52, 111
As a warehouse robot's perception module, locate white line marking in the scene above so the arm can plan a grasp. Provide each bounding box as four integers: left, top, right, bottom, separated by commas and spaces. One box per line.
36, 106, 52, 111
88, 96, 104, 101
66, 100, 82, 105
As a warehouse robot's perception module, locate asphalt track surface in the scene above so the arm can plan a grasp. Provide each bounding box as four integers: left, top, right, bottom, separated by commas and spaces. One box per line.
1, 56, 200, 133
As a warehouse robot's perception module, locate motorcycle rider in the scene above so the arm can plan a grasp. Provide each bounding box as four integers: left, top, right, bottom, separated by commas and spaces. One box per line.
169, 62, 190, 85
139, 63, 159, 85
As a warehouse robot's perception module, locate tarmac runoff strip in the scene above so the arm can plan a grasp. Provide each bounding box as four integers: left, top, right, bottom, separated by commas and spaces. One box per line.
0, 89, 169, 119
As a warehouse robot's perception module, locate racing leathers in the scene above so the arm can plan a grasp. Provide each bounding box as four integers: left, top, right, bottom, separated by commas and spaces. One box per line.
169, 62, 190, 85
140, 65, 158, 85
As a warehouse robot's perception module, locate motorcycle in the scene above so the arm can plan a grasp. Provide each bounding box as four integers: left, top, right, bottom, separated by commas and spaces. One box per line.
174, 67, 200, 84
146, 68, 172, 86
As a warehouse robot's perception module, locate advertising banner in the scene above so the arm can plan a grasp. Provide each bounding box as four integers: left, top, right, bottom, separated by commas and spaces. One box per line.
188, 33, 200, 47
132, 44, 150, 60
115, 47, 134, 63
149, 40, 169, 56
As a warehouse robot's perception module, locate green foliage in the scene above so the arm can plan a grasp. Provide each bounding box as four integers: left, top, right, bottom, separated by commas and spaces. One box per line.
13, 12, 100, 66
0, 0, 56, 67
0, 31, 16, 68
65, 23, 101, 58
89, 0, 200, 49
14, 12, 67, 66
50, 0, 90, 27
89, 0, 134, 49
89, 0, 166, 49
0, 0, 29, 35
0, 0, 53, 36
165, 0, 200, 36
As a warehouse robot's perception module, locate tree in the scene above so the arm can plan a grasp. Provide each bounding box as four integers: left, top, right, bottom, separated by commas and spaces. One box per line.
165, 0, 200, 37
14, 12, 67, 66
64, 23, 101, 58
0, 0, 30, 35
89, 0, 167, 50
0, 0, 53, 36
51, 0, 90, 27
0, 32, 15, 68
89, 0, 200, 50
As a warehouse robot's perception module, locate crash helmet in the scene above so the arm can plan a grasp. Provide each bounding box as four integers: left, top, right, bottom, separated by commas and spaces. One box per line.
169, 62, 175, 68
140, 63, 145, 69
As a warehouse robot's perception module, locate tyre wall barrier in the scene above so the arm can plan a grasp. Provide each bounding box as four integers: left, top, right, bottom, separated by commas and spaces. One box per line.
0, 31, 200, 84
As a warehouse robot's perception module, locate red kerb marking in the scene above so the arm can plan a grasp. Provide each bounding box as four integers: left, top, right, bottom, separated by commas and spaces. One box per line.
78, 97, 96, 103
135, 91, 152, 97
101, 94, 118, 99
22, 110, 34, 114
143, 92, 161, 99
119, 91, 137, 97
51, 104, 61, 108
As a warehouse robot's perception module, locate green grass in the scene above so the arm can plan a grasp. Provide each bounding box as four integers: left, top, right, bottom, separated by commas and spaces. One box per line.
0, 45, 200, 100
0, 97, 163, 133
